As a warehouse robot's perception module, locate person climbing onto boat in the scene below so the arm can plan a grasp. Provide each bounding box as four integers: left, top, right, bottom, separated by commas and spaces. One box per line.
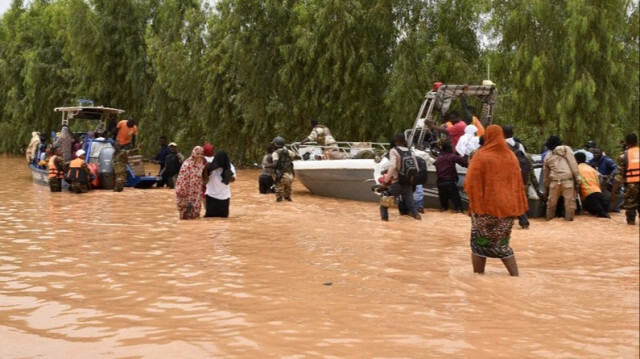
66, 149, 92, 194
379, 132, 421, 221
426, 111, 467, 148
464, 125, 528, 277
297, 119, 347, 159
543, 135, 580, 221
48, 146, 67, 192
265, 136, 297, 202
112, 142, 139, 192
455, 124, 480, 156
434, 141, 468, 213
575, 152, 610, 218
114, 118, 138, 149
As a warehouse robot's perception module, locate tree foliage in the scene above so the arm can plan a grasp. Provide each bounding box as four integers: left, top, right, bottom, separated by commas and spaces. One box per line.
0, 0, 637, 160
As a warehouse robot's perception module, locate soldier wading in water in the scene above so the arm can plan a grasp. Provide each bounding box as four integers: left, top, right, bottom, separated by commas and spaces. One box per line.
112, 142, 139, 192
265, 137, 298, 202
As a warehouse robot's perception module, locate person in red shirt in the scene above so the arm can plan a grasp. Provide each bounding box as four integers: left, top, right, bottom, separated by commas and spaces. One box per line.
427, 111, 467, 148
115, 118, 138, 148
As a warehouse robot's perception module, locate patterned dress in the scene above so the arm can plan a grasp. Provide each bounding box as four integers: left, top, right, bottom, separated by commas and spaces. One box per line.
174, 146, 205, 219
470, 214, 515, 258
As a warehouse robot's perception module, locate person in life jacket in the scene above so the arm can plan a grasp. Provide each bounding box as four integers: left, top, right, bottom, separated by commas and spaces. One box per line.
575, 152, 610, 218
297, 119, 348, 159
611, 132, 640, 225
264, 136, 297, 202
48, 146, 68, 192
66, 149, 92, 194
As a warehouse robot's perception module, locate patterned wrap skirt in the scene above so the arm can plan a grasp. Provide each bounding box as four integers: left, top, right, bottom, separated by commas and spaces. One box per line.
470, 213, 515, 258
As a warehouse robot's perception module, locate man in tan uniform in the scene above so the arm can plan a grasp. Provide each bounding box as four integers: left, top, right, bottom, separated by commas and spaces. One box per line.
543, 136, 580, 221
267, 137, 297, 202
299, 119, 347, 159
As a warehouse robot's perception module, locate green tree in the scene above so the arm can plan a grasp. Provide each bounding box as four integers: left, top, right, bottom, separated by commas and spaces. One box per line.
488, 0, 639, 153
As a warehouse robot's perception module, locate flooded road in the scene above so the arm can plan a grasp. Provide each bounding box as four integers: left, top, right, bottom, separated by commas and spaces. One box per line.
1, 155, 638, 358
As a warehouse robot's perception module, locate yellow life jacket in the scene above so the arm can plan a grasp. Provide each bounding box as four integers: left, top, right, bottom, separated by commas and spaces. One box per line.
624, 146, 639, 183
48, 155, 64, 179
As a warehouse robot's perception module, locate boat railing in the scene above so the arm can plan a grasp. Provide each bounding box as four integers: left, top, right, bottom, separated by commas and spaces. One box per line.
290, 141, 390, 160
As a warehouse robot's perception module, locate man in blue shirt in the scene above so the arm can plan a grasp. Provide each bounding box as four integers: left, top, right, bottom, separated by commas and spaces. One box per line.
589, 147, 617, 178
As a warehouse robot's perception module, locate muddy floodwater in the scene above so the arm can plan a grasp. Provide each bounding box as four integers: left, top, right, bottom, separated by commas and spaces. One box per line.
1, 155, 638, 358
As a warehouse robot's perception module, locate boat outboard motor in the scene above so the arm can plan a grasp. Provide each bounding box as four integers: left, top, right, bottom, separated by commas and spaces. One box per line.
98, 147, 116, 189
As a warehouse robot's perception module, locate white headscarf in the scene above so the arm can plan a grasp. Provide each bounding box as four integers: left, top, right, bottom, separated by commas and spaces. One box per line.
455, 125, 479, 156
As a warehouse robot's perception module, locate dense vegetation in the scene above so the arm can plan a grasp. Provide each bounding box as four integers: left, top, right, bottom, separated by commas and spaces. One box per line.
1, 0, 638, 163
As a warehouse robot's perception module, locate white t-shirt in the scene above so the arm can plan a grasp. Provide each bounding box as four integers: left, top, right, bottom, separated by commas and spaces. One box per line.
205, 164, 236, 200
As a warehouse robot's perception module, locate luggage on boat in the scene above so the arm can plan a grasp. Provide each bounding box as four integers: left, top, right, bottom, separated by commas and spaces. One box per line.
98, 147, 115, 189
127, 155, 146, 177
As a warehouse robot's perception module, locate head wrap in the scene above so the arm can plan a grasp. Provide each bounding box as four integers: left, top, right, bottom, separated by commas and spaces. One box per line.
455, 125, 480, 156
464, 125, 529, 217
203, 143, 214, 157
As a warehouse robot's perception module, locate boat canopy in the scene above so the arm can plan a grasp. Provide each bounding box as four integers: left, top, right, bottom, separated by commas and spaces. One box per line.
54, 106, 124, 127
407, 83, 498, 147
433, 84, 497, 117
54, 106, 124, 119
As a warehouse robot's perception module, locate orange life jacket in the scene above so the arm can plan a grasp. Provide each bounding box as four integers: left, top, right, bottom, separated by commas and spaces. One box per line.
66, 158, 89, 184
48, 155, 64, 179
472, 116, 485, 137
624, 146, 639, 183
578, 163, 601, 199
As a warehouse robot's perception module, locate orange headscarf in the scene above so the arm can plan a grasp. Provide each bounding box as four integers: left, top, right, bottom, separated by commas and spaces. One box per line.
464, 125, 529, 217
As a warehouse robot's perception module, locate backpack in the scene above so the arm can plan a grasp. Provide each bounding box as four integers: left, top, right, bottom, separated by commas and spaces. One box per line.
396, 147, 428, 186
508, 142, 531, 185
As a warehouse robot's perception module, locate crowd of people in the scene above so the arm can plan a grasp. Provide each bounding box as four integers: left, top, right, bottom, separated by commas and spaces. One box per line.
28, 110, 638, 277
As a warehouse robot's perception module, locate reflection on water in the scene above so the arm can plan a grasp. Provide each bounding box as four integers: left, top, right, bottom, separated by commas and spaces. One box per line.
0, 155, 638, 358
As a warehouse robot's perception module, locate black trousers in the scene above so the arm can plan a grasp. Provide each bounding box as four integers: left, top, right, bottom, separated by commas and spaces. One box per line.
582, 192, 609, 217
259, 174, 274, 194
205, 195, 230, 218
437, 180, 462, 211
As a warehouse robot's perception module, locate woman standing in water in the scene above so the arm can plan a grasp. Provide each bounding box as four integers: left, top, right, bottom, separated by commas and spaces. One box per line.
204, 150, 236, 218
174, 146, 206, 219
464, 125, 528, 276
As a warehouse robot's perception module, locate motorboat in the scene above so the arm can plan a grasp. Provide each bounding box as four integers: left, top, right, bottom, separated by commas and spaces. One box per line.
291, 83, 544, 217
28, 102, 159, 189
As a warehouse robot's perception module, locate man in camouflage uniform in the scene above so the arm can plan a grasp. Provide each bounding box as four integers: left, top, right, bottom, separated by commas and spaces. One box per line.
113, 142, 139, 192
298, 119, 347, 159
48, 146, 68, 192
611, 133, 639, 225
266, 136, 297, 202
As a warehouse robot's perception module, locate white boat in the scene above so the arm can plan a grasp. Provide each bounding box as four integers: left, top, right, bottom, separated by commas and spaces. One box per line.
291, 83, 544, 217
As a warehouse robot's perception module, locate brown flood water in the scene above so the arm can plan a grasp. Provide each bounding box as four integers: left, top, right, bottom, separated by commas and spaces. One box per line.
0, 155, 638, 358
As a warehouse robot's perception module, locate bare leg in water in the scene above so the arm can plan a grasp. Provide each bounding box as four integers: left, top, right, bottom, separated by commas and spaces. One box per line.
472, 254, 519, 277
472, 254, 486, 274
501, 256, 519, 276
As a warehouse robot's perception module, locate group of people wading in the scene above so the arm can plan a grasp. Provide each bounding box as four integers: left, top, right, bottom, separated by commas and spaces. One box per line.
31, 113, 639, 278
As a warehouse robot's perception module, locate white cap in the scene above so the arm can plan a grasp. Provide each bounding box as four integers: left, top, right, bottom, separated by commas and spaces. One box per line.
76, 149, 86, 157
168, 142, 177, 147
